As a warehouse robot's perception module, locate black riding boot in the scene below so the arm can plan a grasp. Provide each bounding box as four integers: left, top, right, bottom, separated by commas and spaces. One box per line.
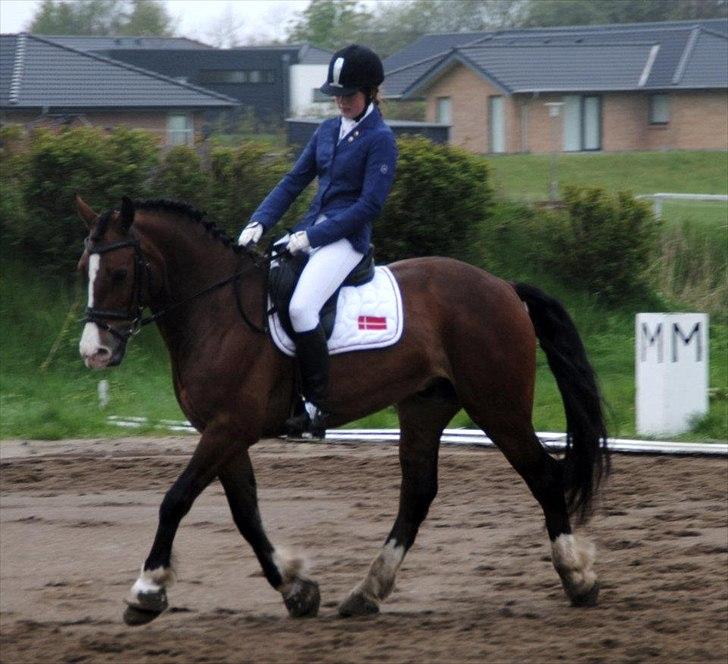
284, 325, 330, 439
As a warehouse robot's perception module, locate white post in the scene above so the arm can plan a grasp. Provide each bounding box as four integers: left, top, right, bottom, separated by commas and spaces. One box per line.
636, 313, 709, 436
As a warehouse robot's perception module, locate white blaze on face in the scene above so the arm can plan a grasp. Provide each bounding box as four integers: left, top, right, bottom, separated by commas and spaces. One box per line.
79, 254, 105, 365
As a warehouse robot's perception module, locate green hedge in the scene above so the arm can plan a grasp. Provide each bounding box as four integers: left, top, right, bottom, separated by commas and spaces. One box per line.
377, 135, 493, 264
545, 185, 659, 302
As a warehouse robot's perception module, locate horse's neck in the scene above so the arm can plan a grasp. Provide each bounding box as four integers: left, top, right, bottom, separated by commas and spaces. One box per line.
138, 214, 263, 351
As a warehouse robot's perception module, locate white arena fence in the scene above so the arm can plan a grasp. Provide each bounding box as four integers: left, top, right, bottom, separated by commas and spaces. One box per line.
636, 192, 728, 219
107, 417, 727, 457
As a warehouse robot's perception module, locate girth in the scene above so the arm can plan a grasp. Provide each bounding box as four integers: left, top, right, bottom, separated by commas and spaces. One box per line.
268, 245, 375, 340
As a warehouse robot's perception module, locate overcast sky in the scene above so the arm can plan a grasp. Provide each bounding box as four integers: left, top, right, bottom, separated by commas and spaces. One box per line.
0, 0, 324, 44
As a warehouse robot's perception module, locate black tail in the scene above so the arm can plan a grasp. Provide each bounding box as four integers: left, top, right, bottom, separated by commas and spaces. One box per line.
514, 282, 610, 522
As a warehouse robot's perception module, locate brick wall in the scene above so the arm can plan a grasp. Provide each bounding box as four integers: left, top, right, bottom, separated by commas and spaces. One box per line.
425, 63, 513, 153
420, 63, 727, 154
1, 108, 208, 145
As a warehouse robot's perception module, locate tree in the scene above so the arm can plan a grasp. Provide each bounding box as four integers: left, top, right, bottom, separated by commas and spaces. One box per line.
28, 0, 174, 36
520, 0, 727, 27
286, 0, 373, 51
119, 0, 175, 36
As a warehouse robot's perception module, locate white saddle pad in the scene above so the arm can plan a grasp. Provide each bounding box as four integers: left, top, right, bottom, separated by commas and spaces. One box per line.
269, 266, 404, 357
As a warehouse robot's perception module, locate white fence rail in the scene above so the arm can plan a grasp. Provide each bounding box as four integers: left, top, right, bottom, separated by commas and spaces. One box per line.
637, 192, 728, 219
107, 417, 727, 457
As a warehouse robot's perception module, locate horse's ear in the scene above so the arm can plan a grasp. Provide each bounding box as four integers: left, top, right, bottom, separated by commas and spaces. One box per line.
120, 196, 135, 232
75, 195, 97, 229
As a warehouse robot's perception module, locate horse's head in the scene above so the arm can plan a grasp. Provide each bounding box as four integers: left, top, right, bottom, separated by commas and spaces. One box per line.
77, 195, 147, 369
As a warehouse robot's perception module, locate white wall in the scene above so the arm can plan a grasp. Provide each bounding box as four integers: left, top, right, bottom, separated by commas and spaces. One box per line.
289, 64, 334, 117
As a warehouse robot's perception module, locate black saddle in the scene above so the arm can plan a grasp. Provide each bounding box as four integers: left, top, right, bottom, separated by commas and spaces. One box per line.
268, 244, 375, 341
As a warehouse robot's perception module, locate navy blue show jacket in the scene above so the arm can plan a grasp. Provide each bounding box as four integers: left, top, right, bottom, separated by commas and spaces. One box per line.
250, 107, 397, 254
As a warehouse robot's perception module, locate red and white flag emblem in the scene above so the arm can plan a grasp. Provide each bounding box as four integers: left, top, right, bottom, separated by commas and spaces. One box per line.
358, 315, 387, 330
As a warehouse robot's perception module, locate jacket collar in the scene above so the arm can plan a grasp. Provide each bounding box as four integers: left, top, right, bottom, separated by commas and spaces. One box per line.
335, 105, 383, 147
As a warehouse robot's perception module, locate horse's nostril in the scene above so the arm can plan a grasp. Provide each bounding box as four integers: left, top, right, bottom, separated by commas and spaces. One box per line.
96, 347, 112, 358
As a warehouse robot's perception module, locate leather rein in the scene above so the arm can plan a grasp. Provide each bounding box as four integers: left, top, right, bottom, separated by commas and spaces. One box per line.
83, 234, 269, 341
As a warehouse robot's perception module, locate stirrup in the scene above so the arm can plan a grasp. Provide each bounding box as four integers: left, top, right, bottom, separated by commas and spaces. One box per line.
284, 405, 328, 440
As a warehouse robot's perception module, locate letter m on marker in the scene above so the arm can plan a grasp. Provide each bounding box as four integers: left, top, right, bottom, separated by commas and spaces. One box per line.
672, 322, 703, 362
640, 322, 663, 363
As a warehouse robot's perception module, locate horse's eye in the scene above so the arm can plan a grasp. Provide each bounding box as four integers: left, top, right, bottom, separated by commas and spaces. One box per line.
112, 269, 128, 283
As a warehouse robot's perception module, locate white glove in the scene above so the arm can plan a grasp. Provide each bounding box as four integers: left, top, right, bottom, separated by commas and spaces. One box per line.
286, 231, 311, 255
238, 222, 263, 247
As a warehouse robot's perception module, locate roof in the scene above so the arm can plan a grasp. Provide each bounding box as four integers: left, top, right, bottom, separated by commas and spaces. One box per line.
383, 18, 728, 97
95, 44, 331, 75
37, 35, 212, 50
0, 33, 236, 109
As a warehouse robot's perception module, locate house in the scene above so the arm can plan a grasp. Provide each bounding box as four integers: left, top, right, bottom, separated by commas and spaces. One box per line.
383, 19, 728, 154
0, 33, 236, 145
83, 43, 333, 124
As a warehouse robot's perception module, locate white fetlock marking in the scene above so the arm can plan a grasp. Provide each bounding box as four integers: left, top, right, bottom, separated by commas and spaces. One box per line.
551, 534, 597, 595
273, 547, 308, 597
356, 540, 405, 603
128, 561, 176, 604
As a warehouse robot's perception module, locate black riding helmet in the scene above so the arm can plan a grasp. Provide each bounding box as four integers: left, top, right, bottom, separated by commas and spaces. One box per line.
320, 44, 384, 97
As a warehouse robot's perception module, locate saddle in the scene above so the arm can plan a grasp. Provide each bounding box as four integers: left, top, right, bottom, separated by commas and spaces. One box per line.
267, 244, 375, 341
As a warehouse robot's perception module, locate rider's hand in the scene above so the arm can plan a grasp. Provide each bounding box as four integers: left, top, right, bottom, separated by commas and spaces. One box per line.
238, 222, 263, 247
286, 231, 311, 255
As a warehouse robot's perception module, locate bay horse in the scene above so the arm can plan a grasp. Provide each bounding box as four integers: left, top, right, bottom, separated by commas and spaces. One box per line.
76, 195, 609, 626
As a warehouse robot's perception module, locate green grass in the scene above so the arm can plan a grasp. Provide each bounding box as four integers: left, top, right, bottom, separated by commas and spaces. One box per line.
487, 151, 728, 201
2, 149, 726, 441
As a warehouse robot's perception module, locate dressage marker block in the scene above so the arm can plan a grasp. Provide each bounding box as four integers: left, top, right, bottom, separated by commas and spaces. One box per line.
636, 313, 709, 436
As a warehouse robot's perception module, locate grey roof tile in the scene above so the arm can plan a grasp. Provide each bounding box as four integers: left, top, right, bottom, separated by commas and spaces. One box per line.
386, 19, 728, 97
1, 34, 236, 109
40, 35, 211, 50
676, 29, 728, 88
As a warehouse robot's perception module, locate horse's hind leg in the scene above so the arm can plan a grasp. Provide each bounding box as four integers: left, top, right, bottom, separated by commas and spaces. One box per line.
339, 385, 459, 617
465, 408, 598, 607
217, 448, 320, 618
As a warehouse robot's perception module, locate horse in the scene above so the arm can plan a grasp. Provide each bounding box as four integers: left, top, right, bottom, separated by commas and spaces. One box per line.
75, 194, 609, 626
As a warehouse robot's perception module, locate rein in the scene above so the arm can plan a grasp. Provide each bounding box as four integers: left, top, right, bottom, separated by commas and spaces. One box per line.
83, 234, 270, 340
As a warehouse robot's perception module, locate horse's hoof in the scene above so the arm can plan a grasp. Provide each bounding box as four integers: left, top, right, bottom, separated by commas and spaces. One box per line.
569, 581, 600, 607
123, 588, 168, 626
338, 590, 380, 618
283, 578, 320, 618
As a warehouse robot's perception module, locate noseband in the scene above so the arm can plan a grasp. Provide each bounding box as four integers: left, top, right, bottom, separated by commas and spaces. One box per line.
83, 234, 150, 342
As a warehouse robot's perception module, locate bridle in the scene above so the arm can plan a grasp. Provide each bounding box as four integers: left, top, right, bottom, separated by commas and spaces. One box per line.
83, 234, 150, 342
83, 231, 270, 343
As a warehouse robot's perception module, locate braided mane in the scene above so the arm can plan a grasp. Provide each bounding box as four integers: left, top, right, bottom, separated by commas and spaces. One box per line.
133, 198, 245, 255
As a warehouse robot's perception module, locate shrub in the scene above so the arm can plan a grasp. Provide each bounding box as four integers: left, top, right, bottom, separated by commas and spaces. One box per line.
11, 126, 159, 273
148, 146, 211, 211
545, 185, 659, 302
377, 135, 493, 264
207, 141, 310, 238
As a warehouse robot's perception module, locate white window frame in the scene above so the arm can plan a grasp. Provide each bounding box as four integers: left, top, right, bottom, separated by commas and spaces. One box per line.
649, 94, 670, 125
167, 113, 194, 146
489, 95, 505, 153
436, 96, 452, 125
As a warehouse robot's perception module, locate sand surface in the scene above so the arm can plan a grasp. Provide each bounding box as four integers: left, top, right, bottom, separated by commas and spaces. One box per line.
1, 436, 727, 663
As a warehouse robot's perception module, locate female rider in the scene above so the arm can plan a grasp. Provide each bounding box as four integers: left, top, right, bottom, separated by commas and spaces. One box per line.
238, 44, 398, 438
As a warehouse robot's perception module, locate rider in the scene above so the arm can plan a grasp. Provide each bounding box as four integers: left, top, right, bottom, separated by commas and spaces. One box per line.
238, 44, 398, 438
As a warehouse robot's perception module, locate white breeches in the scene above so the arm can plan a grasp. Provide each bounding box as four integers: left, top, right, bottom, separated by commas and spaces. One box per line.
289, 238, 364, 333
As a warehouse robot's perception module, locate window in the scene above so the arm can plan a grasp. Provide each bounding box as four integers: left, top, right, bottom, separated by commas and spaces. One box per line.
198, 69, 275, 84
649, 94, 669, 124
563, 95, 601, 151
489, 96, 505, 153
436, 97, 451, 124
167, 114, 193, 146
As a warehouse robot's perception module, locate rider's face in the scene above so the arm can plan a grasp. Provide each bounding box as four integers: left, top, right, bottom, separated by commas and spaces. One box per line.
335, 91, 367, 119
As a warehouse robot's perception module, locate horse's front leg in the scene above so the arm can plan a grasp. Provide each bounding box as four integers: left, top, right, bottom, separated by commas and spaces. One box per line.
218, 448, 320, 618
123, 423, 246, 626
